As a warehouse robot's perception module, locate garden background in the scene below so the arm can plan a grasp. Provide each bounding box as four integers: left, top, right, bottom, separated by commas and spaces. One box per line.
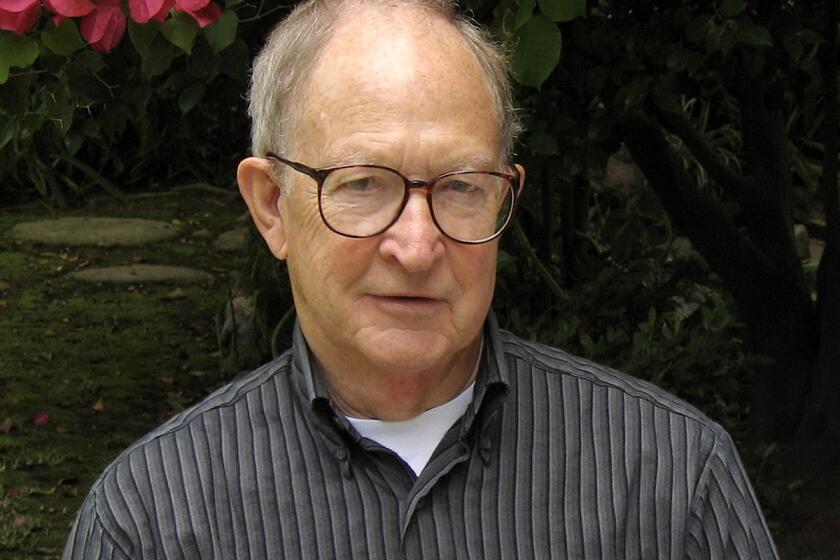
1, 0, 838, 557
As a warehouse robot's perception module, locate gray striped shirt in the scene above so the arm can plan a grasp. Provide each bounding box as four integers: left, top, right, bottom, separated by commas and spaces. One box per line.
64, 315, 778, 559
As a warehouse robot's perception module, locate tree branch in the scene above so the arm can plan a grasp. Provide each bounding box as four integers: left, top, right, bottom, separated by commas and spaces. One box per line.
651, 105, 752, 204
510, 220, 570, 303
622, 121, 778, 298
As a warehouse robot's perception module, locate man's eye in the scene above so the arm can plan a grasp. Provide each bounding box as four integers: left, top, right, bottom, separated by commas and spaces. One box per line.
442, 180, 479, 194
339, 177, 379, 192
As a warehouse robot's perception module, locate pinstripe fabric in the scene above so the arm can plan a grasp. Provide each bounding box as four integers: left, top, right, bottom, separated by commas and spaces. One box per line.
63, 315, 778, 559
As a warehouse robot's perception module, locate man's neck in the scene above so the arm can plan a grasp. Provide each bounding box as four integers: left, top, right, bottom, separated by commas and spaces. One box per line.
315, 336, 483, 421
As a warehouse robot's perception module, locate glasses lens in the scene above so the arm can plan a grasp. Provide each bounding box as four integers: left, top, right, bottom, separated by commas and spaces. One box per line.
320, 166, 405, 237
432, 173, 513, 242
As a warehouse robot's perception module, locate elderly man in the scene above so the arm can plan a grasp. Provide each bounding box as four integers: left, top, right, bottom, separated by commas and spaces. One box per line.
65, 0, 778, 558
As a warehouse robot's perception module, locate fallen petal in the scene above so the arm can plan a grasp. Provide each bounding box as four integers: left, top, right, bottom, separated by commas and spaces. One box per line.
32, 410, 50, 425
0, 417, 13, 434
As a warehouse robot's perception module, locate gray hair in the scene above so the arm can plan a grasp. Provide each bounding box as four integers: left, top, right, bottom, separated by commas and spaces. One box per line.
247, 0, 521, 165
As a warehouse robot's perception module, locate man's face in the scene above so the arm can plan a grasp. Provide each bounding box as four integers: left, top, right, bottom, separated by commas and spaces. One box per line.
274, 7, 508, 380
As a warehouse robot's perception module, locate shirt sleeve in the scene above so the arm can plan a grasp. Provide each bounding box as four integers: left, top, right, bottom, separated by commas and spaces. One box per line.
683, 430, 779, 559
62, 490, 132, 560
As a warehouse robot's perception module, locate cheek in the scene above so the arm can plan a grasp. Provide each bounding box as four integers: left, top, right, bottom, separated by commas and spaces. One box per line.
286, 227, 375, 308
452, 245, 498, 305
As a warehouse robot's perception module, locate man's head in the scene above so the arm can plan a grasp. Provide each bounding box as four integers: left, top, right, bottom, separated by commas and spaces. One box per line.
247, 0, 520, 165
238, 0, 524, 417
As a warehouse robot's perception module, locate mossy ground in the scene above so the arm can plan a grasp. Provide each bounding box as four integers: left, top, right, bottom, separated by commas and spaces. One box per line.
0, 190, 249, 559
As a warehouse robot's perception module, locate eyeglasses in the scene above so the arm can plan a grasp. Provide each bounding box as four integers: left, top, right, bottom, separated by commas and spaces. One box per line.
266, 153, 522, 244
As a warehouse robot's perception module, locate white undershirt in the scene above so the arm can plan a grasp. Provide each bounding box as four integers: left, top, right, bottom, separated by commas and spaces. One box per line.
346, 381, 475, 476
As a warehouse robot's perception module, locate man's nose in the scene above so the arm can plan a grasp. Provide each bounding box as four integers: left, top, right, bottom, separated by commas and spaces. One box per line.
378, 190, 444, 272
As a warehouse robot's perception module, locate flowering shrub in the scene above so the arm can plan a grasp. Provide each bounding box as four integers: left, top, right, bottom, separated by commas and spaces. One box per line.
0, 0, 265, 202
0, 0, 221, 51
0, 0, 222, 55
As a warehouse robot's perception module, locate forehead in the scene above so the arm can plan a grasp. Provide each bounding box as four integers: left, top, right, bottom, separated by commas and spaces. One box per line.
291, 4, 501, 168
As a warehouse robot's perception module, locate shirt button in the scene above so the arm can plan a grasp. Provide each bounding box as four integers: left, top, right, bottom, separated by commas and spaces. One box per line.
335, 446, 347, 460
416, 497, 426, 509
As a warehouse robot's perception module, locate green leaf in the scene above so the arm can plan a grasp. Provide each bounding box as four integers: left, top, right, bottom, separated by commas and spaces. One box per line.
219, 38, 249, 82
586, 65, 610, 95
685, 15, 711, 43
0, 73, 31, 114
75, 49, 106, 73
142, 35, 176, 78
189, 41, 220, 78
129, 20, 160, 59
527, 130, 560, 155
161, 12, 198, 54
511, 14, 561, 89
0, 31, 39, 84
514, 0, 535, 29
178, 82, 206, 114
738, 24, 772, 47
704, 22, 725, 52
652, 85, 681, 114
614, 77, 649, 112
720, 0, 746, 17
41, 20, 86, 56
205, 10, 238, 53
537, 0, 585, 22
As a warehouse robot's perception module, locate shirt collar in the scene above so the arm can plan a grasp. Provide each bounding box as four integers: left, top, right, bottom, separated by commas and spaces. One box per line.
290, 312, 511, 443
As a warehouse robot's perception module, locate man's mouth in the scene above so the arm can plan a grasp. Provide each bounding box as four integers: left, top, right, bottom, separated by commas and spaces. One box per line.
367, 294, 445, 309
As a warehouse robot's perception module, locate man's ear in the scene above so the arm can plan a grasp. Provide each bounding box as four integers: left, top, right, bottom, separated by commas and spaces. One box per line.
514, 164, 526, 197
238, 157, 288, 260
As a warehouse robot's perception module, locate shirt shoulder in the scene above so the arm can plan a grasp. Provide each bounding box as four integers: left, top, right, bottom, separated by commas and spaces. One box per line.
497, 328, 724, 432
85, 351, 296, 506
133, 351, 295, 448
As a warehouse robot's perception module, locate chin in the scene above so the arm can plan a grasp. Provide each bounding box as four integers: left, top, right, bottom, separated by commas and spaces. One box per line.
361, 328, 452, 373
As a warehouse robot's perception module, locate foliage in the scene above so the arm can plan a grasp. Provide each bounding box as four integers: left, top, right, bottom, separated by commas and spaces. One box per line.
495, 172, 761, 432
0, 0, 281, 204
479, 0, 838, 439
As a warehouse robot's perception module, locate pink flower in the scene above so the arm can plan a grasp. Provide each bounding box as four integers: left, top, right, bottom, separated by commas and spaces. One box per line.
0, 0, 40, 35
174, 0, 220, 27
173, 0, 206, 11
80, 0, 126, 52
129, 0, 171, 24
0, 0, 38, 11
44, 0, 94, 17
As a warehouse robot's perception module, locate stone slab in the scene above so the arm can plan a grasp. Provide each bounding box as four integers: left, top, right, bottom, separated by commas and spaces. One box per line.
8, 217, 181, 247
69, 265, 213, 284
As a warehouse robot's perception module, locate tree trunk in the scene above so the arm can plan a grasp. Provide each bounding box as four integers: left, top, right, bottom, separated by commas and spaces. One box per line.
622, 121, 817, 443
